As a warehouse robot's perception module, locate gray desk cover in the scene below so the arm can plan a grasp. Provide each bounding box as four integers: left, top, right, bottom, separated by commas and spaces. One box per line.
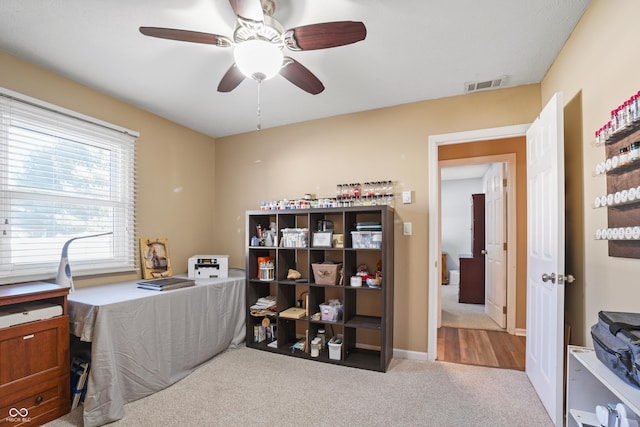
68, 269, 246, 426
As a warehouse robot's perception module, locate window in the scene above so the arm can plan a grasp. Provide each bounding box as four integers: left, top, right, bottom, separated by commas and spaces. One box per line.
0, 88, 137, 285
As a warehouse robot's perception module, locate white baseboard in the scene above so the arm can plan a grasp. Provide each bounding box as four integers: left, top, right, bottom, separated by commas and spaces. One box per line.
393, 348, 429, 361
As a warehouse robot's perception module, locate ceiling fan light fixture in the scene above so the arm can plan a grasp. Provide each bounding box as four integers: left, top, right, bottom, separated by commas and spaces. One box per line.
234, 39, 283, 81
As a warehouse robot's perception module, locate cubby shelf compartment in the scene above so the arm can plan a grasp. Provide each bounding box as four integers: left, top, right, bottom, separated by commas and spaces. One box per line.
345, 315, 382, 329
245, 205, 394, 372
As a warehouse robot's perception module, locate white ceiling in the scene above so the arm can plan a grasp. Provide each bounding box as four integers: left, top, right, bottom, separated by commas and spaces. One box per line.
0, 0, 591, 138
441, 164, 491, 182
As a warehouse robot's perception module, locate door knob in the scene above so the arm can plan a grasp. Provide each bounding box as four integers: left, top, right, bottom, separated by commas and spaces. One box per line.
559, 274, 575, 284
541, 273, 556, 283
481, 249, 487, 254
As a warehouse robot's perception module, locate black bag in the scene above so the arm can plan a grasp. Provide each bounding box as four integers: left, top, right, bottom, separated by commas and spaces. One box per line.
591, 311, 640, 389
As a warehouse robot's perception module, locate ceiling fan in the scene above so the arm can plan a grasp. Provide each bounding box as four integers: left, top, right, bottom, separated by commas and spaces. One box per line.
139, 0, 367, 95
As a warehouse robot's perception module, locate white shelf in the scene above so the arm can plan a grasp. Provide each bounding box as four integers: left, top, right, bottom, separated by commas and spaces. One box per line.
568, 409, 598, 427
573, 348, 640, 414
566, 346, 640, 427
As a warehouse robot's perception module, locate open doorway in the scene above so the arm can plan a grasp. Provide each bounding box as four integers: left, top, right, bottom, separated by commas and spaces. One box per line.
440, 162, 505, 331
427, 125, 530, 364
437, 159, 526, 370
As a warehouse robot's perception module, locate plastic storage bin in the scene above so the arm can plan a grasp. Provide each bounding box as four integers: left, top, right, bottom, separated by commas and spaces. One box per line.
319, 300, 343, 322
328, 334, 343, 360
351, 231, 382, 249
281, 228, 308, 248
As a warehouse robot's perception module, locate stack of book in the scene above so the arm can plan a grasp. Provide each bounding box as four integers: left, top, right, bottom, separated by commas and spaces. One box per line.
137, 277, 195, 291
250, 295, 276, 310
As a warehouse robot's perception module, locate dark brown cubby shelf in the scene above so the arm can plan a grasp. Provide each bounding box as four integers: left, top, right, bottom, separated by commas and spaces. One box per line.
245, 205, 394, 372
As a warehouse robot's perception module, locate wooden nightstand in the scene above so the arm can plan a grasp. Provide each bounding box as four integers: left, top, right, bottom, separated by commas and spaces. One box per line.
0, 282, 70, 426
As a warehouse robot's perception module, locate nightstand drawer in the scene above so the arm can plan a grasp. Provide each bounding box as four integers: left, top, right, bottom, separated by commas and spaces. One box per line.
0, 316, 69, 387
0, 374, 70, 426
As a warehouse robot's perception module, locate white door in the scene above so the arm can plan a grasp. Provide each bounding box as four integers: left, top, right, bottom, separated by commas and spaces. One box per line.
484, 163, 507, 328
525, 92, 565, 427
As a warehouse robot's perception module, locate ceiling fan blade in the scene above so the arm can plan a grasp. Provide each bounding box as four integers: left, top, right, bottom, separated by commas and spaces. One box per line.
217, 63, 246, 92
139, 27, 232, 47
280, 57, 324, 95
229, 0, 264, 24
283, 21, 366, 51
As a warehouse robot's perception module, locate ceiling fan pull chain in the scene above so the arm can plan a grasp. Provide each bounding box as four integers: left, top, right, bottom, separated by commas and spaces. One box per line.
256, 79, 262, 131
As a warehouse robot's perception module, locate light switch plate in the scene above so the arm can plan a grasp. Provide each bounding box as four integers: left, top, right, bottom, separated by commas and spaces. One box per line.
402, 190, 412, 204
403, 222, 412, 236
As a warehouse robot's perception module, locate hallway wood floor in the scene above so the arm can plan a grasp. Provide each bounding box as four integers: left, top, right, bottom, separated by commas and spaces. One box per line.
437, 326, 526, 371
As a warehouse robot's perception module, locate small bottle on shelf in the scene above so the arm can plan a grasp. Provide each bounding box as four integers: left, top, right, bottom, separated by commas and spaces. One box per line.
611, 109, 619, 134
619, 146, 630, 166
628, 95, 638, 125
630, 141, 640, 162
622, 100, 631, 129
317, 328, 325, 349
605, 121, 613, 141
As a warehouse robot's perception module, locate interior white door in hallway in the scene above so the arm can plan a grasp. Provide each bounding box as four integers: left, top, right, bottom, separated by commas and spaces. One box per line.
484, 162, 507, 328
525, 92, 565, 427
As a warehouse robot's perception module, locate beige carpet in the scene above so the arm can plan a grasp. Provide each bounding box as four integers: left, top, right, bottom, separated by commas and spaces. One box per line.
441, 284, 503, 331
46, 346, 552, 426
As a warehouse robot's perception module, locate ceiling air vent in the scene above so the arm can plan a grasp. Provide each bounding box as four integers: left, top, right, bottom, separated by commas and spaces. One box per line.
464, 76, 507, 93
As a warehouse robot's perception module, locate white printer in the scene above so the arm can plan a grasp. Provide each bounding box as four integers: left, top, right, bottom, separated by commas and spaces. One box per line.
188, 255, 229, 279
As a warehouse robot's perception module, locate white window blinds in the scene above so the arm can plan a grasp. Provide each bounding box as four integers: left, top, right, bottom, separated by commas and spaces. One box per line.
0, 88, 137, 284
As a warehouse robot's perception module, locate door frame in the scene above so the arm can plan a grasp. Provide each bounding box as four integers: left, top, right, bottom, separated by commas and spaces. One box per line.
427, 124, 530, 361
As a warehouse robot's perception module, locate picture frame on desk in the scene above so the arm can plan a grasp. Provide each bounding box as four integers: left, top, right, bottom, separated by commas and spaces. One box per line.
140, 237, 173, 279
312, 231, 333, 248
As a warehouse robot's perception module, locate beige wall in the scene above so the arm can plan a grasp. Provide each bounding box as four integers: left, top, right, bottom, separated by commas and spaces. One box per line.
9, 0, 626, 354
542, 0, 640, 345
214, 86, 541, 352
0, 51, 217, 287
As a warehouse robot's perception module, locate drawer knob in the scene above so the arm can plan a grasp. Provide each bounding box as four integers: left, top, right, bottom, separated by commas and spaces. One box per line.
35, 396, 43, 404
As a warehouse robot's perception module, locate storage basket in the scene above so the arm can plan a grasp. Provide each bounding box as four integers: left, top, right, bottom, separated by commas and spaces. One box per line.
312, 263, 342, 285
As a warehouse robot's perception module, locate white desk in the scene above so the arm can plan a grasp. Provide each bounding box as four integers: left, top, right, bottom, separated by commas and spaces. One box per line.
68, 269, 246, 427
